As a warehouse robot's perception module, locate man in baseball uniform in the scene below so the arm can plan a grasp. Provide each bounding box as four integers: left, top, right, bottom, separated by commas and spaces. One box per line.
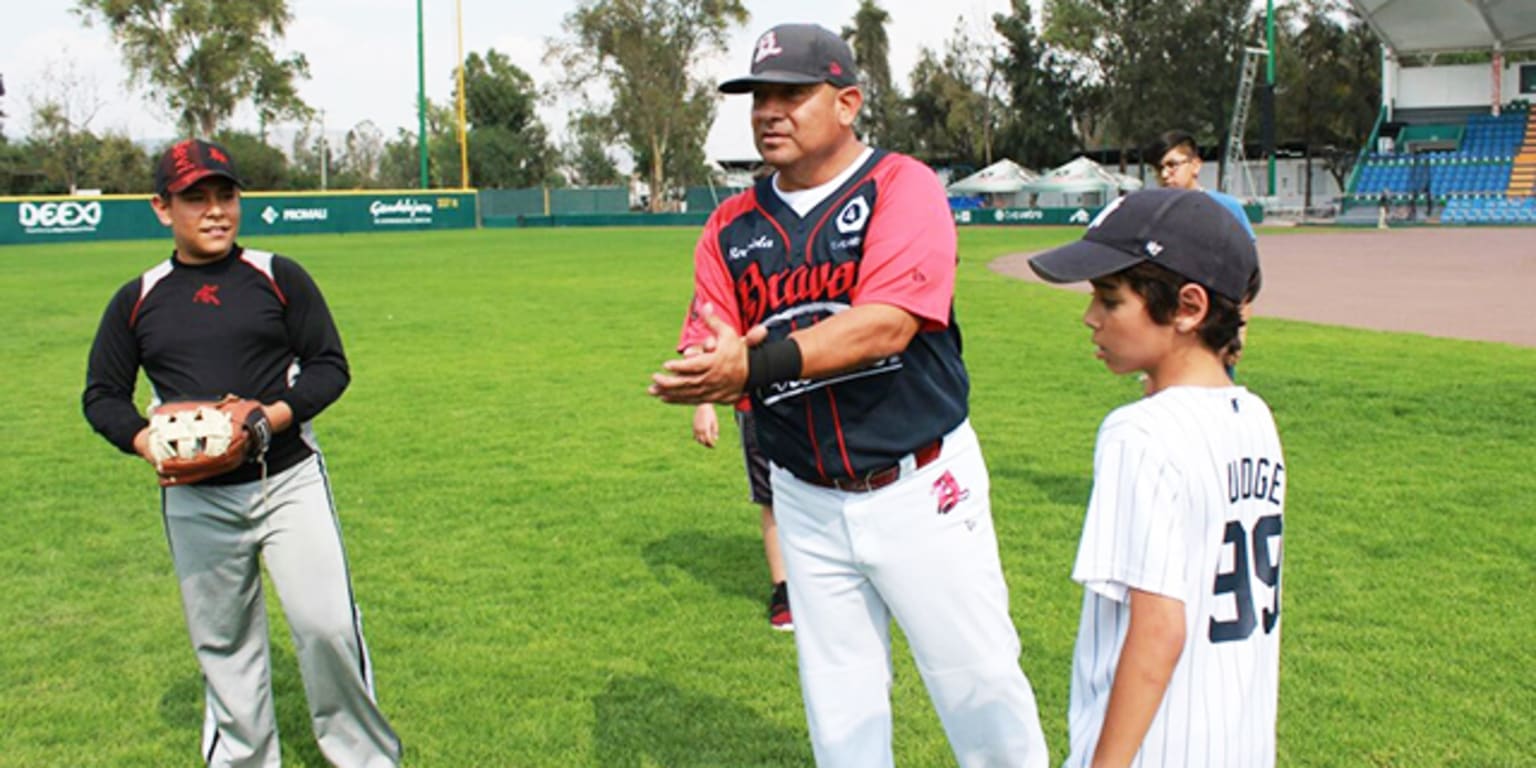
1028, 188, 1286, 768
651, 23, 1048, 768
82, 140, 401, 767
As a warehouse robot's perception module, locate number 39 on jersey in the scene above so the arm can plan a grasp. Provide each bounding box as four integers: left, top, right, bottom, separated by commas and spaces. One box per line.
1210, 456, 1285, 644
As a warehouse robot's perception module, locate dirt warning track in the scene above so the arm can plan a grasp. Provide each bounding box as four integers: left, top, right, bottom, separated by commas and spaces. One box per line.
990, 227, 1535, 348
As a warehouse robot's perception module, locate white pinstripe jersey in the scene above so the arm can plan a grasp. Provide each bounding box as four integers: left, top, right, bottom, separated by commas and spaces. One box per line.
1065, 386, 1286, 768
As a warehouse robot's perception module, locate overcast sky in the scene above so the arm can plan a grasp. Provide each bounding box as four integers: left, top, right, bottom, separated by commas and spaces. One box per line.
2, 0, 1038, 161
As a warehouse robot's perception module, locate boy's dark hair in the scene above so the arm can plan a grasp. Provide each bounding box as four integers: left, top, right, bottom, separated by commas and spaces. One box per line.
1100, 261, 1247, 354
1148, 130, 1199, 162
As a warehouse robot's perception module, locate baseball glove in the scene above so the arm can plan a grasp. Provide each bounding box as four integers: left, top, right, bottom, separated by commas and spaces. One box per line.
147, 396, 272, 487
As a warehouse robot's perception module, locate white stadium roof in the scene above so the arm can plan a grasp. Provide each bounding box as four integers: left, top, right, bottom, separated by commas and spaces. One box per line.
1349, 0, 1536, 55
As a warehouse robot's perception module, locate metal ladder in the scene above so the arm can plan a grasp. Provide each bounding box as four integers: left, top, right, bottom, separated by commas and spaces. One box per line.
1221, 46, 1269, 197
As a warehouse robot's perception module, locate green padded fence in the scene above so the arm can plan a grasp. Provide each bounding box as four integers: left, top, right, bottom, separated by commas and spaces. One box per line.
484, 212, 711, 228
478, 187, 629, 218
0, 190, 478, 245
953, 204, 1261, 227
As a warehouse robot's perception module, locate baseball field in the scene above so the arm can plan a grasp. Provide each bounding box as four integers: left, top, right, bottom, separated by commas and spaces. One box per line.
2, 226, 1532, 766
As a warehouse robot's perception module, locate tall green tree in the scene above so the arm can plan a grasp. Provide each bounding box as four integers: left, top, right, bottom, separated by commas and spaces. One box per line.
334, 120, 385, 189
80, 133, 152, 193
28, 102, 95, 193
456, 50, 557, 188
563, 110, 623, 186
378, 102, 462, 189
1274, 0, 1380, 201
1043, 0, 1161, 163
992, 0, 1080, 169
903, 21, 1000, 168
554, 0, 748, 211
1044, 0, 1254, 173
379, 128, 425, 190
74, 0, 312, 136
1178, 0, 1255, 168
209, 130, 288, 189
27, 107, 150, 194
286, 123, 326, 189
24, 60, 108, 192
842, 0, 903, 147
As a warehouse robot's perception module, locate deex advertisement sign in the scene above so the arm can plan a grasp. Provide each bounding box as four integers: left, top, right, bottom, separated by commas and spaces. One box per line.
17, 200, 104, 235
1, 192, 475, 244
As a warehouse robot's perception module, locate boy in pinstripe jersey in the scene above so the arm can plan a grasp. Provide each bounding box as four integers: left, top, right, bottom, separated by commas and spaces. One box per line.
1029, 188, 1286, 768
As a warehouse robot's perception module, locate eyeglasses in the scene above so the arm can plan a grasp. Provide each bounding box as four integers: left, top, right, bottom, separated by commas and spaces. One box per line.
1160, 157, 1194, 172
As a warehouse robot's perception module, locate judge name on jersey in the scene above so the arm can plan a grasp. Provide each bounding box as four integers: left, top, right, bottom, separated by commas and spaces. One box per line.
1228, 455, 1284, 507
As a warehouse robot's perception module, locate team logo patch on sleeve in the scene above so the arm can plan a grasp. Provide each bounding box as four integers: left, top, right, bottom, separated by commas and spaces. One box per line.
931, 470, 970, 515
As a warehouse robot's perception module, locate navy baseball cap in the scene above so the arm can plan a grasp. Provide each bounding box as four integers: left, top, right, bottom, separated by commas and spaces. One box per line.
720, 23, 860, 94
154, 139, 244, 197
1028, 188, 1258, 302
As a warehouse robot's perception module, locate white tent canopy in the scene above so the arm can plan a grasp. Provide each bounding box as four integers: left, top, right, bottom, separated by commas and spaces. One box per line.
946, 159, 1039, 195
1019, 156, 1143, 210
1024, 156, 1144, 195
1348, 0, 1536, 55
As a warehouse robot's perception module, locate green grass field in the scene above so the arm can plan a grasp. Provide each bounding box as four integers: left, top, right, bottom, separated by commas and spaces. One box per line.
2, 226, 1532, 766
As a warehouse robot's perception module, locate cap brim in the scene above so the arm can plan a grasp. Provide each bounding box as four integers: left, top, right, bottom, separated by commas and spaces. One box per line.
164, 169, 244, 195
719, 70, 827, 94
1027, 240, 1146, 286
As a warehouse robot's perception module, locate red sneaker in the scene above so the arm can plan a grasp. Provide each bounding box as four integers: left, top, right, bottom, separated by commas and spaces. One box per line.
768, 581, 794, 632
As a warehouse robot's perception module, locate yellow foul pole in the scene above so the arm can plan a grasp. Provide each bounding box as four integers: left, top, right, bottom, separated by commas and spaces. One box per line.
456, 0, 470, 189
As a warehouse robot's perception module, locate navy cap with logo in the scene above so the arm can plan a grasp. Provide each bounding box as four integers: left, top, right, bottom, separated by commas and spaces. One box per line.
154, 139, 245, 197
720, 23, 859, 94
1028, 188, 1258, 303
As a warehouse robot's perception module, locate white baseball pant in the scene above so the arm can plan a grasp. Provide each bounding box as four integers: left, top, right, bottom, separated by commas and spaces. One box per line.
771, 420, 1049, 768
162, 454, 400, 768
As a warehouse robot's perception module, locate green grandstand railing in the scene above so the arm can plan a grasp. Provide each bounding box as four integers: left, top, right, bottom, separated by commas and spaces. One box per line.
1344, 105, 1389, 211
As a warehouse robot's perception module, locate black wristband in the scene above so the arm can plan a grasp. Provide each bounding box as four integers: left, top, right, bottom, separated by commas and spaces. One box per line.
745, 339, 803, 393
243, 408, 272, 462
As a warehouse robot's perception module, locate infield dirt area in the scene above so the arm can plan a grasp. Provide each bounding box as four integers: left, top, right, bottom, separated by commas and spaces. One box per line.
990, 226, 1535, 347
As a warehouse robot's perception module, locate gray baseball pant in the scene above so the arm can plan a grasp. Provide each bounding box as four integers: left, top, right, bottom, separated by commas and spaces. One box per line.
162, 453, 400, 768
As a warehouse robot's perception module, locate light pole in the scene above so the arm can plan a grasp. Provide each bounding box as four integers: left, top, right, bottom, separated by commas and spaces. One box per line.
1266, 0, 1276, 197
319, 108, 328, 191
416, 0, 429, 188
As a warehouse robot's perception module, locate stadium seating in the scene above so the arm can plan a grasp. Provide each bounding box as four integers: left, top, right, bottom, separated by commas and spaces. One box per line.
1347, 103, 1534, 223
1439, 196, 1536, 224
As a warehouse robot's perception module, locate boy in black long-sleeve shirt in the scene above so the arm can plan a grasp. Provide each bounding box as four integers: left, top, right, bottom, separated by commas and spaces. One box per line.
82, 139, 401, 767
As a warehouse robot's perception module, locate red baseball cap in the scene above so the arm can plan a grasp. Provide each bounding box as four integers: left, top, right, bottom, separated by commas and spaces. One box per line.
154, 139, 245, 197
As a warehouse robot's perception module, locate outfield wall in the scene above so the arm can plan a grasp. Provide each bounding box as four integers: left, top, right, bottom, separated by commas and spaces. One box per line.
0, 193, 1262, 244
0, 190, 478, 245
954, 203, 1263, 227
484, 212, 711, 228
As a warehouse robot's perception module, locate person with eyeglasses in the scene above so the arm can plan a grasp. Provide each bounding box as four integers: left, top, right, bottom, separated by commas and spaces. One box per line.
1148, 130, 1256, 241
1147, 130, 1259, 378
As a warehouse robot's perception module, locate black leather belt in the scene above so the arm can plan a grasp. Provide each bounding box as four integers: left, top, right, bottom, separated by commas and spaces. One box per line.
806, 438, 943, 493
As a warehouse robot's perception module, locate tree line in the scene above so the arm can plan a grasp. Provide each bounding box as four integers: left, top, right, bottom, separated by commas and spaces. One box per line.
1, 0, 1382, 207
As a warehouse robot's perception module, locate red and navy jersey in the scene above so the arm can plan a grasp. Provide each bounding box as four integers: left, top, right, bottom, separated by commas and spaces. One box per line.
680, 149, 969, 481
82, 244, 349, 484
